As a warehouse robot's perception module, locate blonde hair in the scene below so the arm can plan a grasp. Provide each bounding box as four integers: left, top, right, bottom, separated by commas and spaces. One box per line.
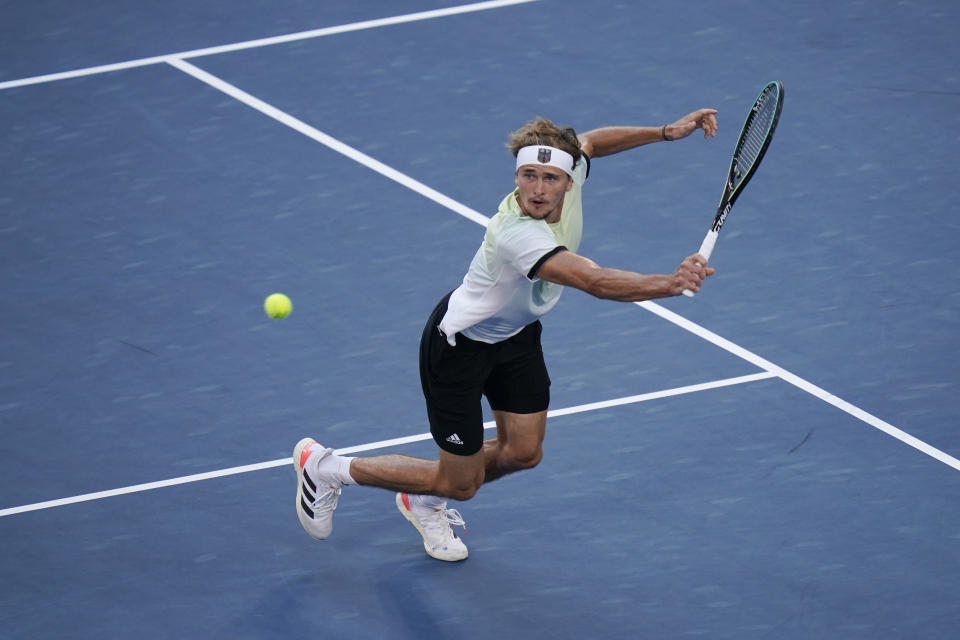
506, 117, 582, 167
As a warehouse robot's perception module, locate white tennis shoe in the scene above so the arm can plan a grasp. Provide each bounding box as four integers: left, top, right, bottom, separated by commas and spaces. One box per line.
293, 438, 341, 540
396, 493, 468, 562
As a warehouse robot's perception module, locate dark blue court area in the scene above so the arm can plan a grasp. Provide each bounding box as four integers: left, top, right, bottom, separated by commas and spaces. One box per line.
2, 1, 958, 638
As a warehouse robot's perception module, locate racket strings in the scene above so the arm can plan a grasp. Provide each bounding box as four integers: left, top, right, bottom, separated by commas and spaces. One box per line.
731, 88, 779, 186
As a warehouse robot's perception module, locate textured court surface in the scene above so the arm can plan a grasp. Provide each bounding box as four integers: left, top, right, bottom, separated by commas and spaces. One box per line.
1, 1, 958, 638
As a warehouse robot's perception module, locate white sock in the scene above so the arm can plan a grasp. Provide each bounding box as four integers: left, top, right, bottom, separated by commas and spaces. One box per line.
413, 494, 446, 509
317, 454, 356, 485
336, 456, 356, 485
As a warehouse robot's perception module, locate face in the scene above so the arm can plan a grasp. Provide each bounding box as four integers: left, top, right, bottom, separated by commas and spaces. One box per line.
514, 164, 573, 223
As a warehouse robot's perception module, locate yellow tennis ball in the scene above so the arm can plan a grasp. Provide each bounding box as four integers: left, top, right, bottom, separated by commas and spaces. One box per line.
264, 293, 292, 319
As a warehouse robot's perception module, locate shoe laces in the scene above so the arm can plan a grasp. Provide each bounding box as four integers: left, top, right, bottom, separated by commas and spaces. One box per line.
310, 483, 341, 516
424, 505, 467, 537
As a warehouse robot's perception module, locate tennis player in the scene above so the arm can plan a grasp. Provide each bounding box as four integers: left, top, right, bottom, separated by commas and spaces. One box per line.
294, 110, 718, 561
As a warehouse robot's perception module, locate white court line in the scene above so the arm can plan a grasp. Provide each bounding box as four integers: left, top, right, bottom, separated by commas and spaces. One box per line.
0, 372, 774, 518
168, 59, 957, 472
638, 301, 960, 472
166, 56, 959, 475
146, 60, 960, 476
0, 0, 536, 91
167, 58, 491, 227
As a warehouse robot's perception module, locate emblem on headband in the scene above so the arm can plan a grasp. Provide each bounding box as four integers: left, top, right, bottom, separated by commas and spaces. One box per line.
537, 148, 551, 163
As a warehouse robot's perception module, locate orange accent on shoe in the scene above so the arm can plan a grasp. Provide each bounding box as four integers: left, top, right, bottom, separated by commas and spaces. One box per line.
401, 493, 412, 511
299, 441, 318, 469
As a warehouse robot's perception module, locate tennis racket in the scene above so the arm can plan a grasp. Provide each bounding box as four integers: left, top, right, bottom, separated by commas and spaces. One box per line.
683, 80, 785, 297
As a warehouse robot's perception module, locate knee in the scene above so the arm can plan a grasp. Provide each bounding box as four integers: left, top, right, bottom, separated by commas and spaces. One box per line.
435, 469, 484, 502
447, 483, 481, 502
505, 445, 543, 471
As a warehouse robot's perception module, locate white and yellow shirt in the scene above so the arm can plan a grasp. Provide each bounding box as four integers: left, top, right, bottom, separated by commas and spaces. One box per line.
439, 157, 589, 345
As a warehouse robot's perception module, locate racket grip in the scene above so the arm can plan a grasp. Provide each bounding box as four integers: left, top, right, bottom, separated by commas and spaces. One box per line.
697, 230, 718, 261
682, 230, 719, 298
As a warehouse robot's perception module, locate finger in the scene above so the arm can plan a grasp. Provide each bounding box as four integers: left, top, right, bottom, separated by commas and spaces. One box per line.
702, 114, 718, 137
682, 265, 704, 283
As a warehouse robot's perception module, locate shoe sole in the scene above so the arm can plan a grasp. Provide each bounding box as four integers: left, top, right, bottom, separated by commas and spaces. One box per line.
395, 493, 468, 562
293, 437, 332, 540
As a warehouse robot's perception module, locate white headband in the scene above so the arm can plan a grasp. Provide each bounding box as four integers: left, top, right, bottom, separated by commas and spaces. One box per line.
515, 145, 575, 178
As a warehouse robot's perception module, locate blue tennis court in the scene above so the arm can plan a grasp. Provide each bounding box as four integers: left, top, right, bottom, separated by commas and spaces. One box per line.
2, 1, 958, 638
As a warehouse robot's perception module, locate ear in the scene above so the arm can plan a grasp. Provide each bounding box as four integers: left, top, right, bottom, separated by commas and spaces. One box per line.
564, 175, 574, 192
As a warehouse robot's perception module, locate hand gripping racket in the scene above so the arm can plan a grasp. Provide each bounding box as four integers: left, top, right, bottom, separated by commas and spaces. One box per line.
683, 80, 785, 297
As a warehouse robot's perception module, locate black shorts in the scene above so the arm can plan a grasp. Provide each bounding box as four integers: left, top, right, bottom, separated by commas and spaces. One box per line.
419, 293, 550, 456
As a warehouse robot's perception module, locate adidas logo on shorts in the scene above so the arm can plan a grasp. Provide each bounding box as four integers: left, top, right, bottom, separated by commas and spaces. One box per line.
446, 433, 464, 446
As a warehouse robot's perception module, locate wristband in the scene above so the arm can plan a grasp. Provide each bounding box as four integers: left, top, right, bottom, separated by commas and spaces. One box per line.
661, 124, 671, 141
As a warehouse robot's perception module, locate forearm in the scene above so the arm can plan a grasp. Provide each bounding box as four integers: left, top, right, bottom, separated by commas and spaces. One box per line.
578, 109, 719, 157
541, 255, 675, 300
537, 250, 708, 300
578, 126, 666, 158
580, 266, 675, 301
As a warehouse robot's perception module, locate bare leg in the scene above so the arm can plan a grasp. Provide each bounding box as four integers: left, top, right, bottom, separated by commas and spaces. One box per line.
481, 409, 547, 483
349, 408, 547, 500
349, 448, 486, 502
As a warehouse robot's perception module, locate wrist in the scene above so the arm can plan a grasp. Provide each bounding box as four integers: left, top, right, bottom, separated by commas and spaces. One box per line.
661, 124, 671, 141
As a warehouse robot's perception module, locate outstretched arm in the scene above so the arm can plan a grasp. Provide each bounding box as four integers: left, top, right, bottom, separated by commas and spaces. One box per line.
536, 250, 714, 300
578, 108, 719, 158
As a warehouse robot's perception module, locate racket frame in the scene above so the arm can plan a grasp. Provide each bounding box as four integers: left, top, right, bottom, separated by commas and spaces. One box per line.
683, 80, 784, 297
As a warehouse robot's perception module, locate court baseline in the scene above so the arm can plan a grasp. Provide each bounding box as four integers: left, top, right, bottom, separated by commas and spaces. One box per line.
0, 0, 537, 91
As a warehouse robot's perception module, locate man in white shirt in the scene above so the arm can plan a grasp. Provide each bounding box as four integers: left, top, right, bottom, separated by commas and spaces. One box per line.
294, 110, 719, 561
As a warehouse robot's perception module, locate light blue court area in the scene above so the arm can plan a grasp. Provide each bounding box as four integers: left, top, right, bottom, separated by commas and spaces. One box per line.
1, 1, 958, 638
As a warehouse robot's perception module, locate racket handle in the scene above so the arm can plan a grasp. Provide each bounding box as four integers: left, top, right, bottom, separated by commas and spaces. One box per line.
697, 230, 718, 261
682, 230, 719, 298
